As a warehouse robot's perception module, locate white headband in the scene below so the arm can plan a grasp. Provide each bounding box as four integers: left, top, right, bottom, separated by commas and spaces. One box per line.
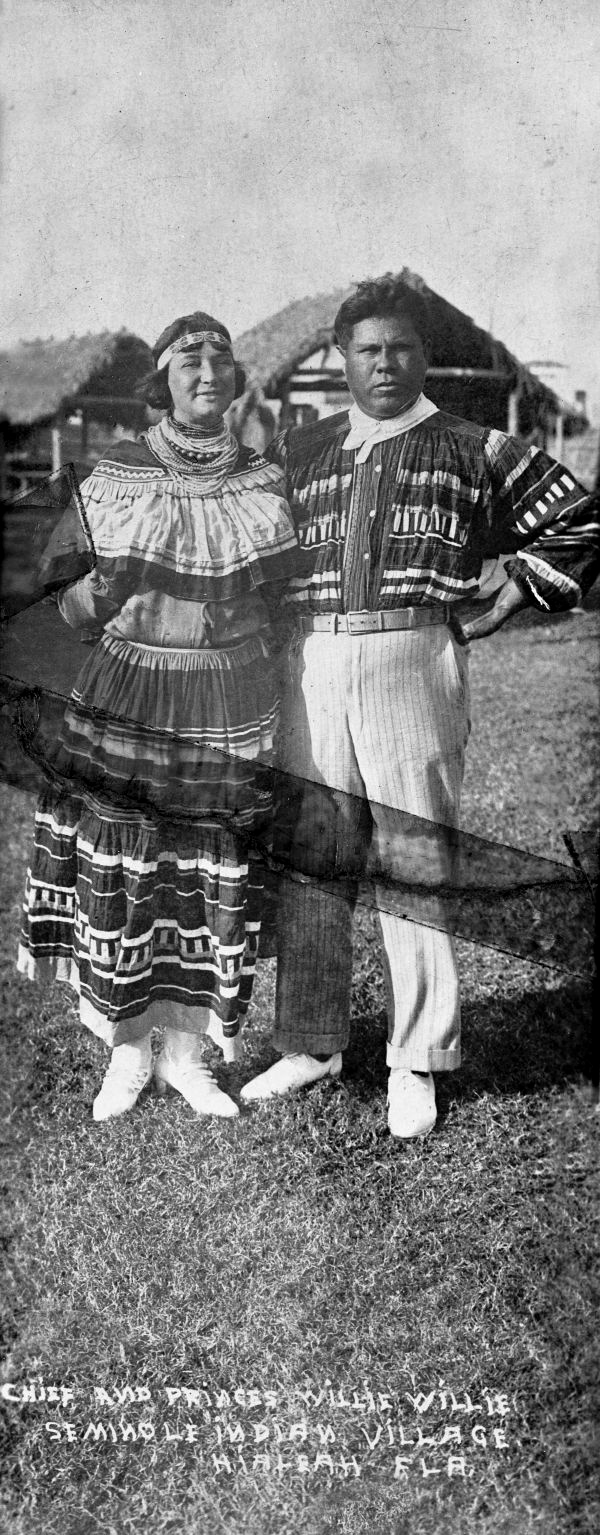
157, 331, 232, 371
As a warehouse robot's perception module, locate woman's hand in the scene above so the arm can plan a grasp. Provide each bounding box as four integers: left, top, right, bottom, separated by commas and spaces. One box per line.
454, 578, 529, 644
57, 567, 123, 633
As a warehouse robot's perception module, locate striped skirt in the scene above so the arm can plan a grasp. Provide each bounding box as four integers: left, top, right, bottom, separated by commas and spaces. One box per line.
43, 630, 278, 824
17, 634, 277, 1052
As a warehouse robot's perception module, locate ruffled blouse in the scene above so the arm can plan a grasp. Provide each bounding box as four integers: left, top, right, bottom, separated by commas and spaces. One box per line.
58, 438, 300, 649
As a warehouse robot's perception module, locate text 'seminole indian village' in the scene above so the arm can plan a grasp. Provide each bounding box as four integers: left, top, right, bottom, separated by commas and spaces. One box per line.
1, 5, 598, 1534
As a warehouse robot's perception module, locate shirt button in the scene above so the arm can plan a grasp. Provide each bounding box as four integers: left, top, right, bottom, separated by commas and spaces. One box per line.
364, 552, 370, 561
369, 508, 376, 518
374, 464, 382, 474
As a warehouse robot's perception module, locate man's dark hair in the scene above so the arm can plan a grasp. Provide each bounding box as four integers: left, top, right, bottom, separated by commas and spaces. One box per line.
136, 361, 247, 410
334, 274, 431, 350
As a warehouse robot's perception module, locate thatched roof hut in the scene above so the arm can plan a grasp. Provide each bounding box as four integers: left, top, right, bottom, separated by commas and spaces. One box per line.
234, 287, 350, 396
0, 330, 152, 428
232, 268, 582, 447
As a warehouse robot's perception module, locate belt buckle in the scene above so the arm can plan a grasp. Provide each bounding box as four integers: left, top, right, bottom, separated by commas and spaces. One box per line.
346, 610, 372, 635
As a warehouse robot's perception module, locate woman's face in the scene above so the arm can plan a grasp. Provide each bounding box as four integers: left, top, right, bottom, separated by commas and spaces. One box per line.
168, 339, 236, 429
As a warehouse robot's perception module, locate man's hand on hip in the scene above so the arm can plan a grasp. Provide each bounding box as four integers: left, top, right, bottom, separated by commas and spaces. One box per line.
454, 578, 529, 644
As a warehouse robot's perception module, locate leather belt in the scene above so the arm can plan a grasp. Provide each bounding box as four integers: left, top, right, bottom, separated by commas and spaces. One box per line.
296, 606, 451, 635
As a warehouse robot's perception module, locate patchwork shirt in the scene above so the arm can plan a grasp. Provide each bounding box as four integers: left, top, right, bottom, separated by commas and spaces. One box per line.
266, 408, 600, 614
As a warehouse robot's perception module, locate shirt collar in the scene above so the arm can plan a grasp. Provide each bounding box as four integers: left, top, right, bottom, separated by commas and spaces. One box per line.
343, 393, 438, 463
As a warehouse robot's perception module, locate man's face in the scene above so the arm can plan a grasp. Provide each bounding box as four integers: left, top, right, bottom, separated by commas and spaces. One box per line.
168, 339, 236, 428
342, 313, 430, 419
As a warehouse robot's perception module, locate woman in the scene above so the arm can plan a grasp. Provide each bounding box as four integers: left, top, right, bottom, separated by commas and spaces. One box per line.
18, 311, 299, 1121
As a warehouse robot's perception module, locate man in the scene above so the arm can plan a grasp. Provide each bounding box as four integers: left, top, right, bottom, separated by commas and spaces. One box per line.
240, 273, 599, 1136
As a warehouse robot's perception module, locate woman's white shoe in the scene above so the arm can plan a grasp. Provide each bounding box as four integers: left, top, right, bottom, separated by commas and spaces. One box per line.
92, 1037, 153, 1121
155, 1028, 239, 1118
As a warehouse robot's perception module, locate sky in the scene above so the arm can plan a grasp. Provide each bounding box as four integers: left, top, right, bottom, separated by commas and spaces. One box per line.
1, 0, 599, 415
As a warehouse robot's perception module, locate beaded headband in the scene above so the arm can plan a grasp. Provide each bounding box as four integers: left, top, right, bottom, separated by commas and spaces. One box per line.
157, 331, 233, 371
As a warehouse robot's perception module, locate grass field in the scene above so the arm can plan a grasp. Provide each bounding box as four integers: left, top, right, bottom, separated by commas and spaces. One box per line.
0, 611, 598, 1535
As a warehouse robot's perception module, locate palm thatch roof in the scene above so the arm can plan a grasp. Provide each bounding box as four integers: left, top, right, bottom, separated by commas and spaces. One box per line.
233, 267, 559, 410
0, 331, 152, 427
235, 287, 350, 394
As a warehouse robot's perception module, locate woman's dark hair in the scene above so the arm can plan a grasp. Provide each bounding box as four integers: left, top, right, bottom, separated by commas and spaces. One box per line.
334, 274, 431, 349
136, 360, 247, 410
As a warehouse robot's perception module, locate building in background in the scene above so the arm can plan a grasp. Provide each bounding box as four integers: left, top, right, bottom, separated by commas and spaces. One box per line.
526, 361, 598, 491
231, 269, 588, 458
1, 275, 594, 498
0, 331, 152, 498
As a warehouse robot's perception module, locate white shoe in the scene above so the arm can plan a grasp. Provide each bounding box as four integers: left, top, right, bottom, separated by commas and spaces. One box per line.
240, 1052, 342, 1102
155, 1028, 239, 1119
387, 1069, 436, 1139
92, 1038, 153, 1122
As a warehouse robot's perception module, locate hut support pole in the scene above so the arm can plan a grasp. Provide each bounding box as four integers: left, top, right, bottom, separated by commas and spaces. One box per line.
553, 410, 564, 461
278, 379, 291, 430
51, 424, 62, 473
80, 410, 89, 459
507, 384, 522, 436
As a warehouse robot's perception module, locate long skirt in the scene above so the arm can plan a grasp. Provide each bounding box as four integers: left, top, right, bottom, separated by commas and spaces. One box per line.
17, 632, 276, 1056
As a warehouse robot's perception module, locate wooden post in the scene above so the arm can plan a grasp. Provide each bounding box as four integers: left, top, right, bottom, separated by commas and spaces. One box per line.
51, 423, 62, 472
278, 379, 291, 430
507, 372, 523, 435
80, 410, 89, 460
0, 433, 7, 501
554, 409, 564, 461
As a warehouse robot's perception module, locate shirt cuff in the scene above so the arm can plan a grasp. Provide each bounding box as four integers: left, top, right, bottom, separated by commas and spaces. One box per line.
505, 552, 582, 612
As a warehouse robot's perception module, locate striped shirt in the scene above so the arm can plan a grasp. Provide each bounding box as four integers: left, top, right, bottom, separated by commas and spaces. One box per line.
266, 409, 600, 613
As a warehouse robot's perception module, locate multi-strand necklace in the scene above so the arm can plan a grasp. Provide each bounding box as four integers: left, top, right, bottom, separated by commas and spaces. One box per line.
144, 412, 239, 493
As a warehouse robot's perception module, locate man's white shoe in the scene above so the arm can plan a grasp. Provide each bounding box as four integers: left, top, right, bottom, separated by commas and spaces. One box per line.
240, 1052, 342, 1102
387, 1069, 436, 1139
92, 1038, 153, 1122
155, 1028, 239, 1118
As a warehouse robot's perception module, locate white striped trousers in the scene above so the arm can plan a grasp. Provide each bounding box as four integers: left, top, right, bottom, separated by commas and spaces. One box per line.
274, 624, 471, 1070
